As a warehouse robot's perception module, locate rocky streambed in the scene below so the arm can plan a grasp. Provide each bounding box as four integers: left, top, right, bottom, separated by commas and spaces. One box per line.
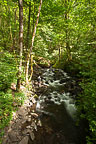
2, 68, 86, 144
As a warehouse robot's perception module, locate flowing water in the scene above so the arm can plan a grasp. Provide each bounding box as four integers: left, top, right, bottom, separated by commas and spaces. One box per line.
30, 68, 86, 144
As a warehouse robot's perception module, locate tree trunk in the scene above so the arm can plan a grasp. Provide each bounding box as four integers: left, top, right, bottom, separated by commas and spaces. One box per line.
16, 0, 23, 91
12, 8, 17, 52
25, 0, 42, 85
29, 55, 33, 81
59, 46, 61, 63
25, 2, 31, 52
66, 27, 72, 60
65, 0, 72, 61
32, 0, 35, 34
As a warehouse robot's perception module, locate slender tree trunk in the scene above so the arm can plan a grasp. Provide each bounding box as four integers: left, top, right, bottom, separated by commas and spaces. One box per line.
25, 2, 31, 52
65, 26, 71, 60
16, 0, 23, 91
5, 2, 13, 48
32, 0, 35, 34
29, 55, 33, 81
25, 0, 42, 85
59, 46, 61, 63
65, 0, 72, 60
12, 8, 17, 52
30, 0, 42, 56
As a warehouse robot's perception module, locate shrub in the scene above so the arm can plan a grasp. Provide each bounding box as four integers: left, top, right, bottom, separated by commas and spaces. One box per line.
0, 51, 17, 91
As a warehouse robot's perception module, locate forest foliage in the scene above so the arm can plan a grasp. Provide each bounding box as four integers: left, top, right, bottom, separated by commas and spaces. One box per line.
0, 0, 96, 143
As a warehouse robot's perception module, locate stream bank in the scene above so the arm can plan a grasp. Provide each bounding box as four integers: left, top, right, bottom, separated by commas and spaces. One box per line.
2, 67, 87, 144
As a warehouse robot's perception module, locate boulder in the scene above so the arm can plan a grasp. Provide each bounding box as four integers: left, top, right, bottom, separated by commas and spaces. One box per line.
19, 136, 29, 144
30, 132, 35, 141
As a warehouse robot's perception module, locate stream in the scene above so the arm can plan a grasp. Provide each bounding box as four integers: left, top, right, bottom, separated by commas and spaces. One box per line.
29, 68, 86, 144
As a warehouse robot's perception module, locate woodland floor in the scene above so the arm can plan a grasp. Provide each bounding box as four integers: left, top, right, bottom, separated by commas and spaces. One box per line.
2, 66, 44, 144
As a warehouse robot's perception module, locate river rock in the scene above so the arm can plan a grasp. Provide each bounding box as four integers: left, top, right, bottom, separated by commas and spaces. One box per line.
24, 100, 30, 106
29, 115, 31, 118
26, 125, 31, 129
30, 112, 38, 117
8, 131, 18, 142
28, 117, 31, 122
18, 107, 27, 116
30, 132, 35, 141
22, 129, 32, 135
37, 120, 42, 126
22, 120, 27, 124
19, 136, 29, 144
31, 97, 36, 104
29, 102, 33, 106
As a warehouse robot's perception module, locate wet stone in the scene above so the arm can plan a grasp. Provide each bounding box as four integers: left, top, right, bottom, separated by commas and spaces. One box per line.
28, 117, 31, 122
8, 131, 19, 142
29, 102, 33, 106
26, 125, 31, 129
18, 107, 27, 116
27, 108, 30, 112
30, 113, 38, 117
30, 132, 35, 141
22, 120, 27, 124
34, 124, 37, 131
19, 136, 29, 144
37, 120, 42, 127
22, 129, 32, 135
31, 97, 36, 104
31, 122, 36, 128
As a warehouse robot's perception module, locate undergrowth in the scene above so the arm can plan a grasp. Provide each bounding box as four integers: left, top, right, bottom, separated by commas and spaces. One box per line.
0, 51, 25, 144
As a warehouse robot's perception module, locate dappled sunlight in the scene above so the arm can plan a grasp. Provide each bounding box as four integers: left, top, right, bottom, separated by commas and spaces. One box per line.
1, 0, 96, 143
